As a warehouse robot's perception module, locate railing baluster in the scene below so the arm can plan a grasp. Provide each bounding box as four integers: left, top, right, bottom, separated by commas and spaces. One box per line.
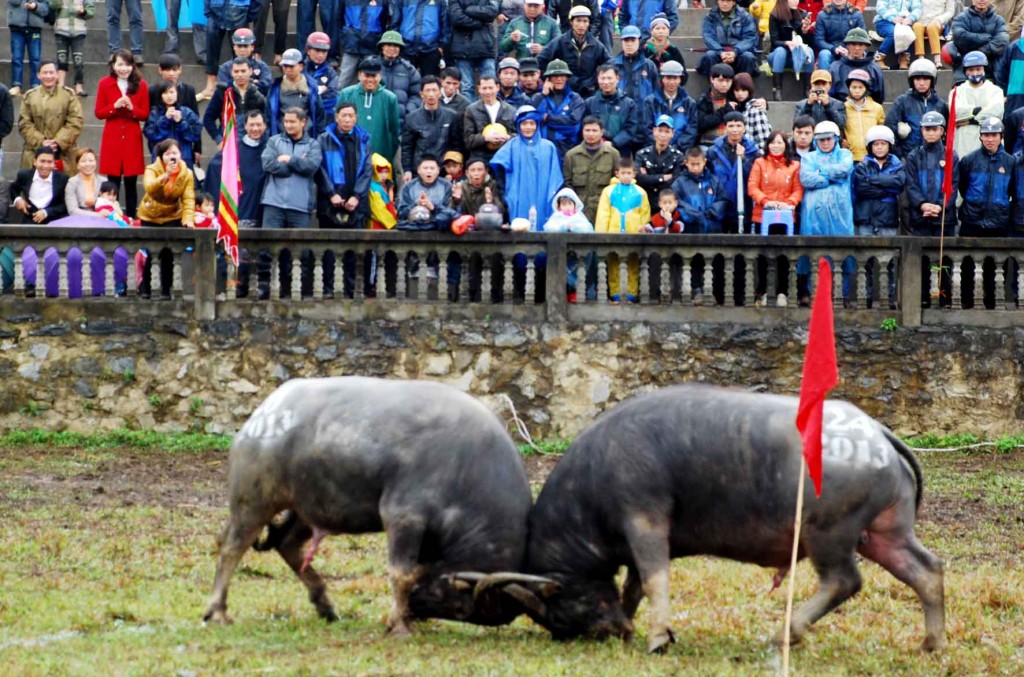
996, 256, 1007, 309
597, 250, 608, 303
639, 253, 649, 303
973, 257, 984, 310
313, 249, 324, 299
724, 255, 735, 307
291, 255, 302, 300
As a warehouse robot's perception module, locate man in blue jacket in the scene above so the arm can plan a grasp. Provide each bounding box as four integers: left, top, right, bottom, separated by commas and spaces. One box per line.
612, 26, 661, 103
532, 59, 585, 159
619, 0, 678, 39
641, 60, 698, 152
585, 65, 641, 152
338, 0, 391, 87
450, 0, 501, 99
950, 0, 1009, 83
304, 32, 342, 116
884, 57, 948, 160
698, 0, 759, 79
267, 49, 327, 137
813, 0, 866, 70
391, 0, 450, 77
316, 102, 373, 297
959, 116, 1014, 237
538, 5, 612, 98
706, 111, 761, 234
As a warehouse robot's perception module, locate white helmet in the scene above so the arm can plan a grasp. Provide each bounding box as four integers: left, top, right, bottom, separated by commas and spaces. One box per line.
907, 57, 938, 82
865, 125, 895, 146
813, 120, 841, 138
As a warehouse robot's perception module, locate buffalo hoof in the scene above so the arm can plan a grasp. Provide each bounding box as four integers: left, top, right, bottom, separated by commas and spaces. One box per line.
318, 607, 340, 623
646, 628, 675, 654
771, 629, 802, 648
203, 608, 233, 625
386, 622, 414, 639
921, 635, 946, 653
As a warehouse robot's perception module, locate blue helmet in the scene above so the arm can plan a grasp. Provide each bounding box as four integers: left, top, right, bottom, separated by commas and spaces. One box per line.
962, 51, 988, 68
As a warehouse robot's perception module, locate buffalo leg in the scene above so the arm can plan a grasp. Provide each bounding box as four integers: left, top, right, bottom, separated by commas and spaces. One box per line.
858, 514, 946, 651
384, 519, 428, 637
621, 565, 644, 622
270, 516, 339, 622
774, 547, 862, 647
203, 513, 269, 623
623, 514, 674, 653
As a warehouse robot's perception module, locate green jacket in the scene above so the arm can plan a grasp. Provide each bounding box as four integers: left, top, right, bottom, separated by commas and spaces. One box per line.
54, 0, 95, 37
500, 14, 560, 60
336, 84, 401, 162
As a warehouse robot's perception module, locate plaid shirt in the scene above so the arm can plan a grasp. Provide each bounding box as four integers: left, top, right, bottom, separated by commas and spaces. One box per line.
743, 105, 773, 149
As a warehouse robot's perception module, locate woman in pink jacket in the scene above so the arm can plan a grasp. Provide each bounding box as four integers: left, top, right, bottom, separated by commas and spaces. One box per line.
95, 49, 149, 217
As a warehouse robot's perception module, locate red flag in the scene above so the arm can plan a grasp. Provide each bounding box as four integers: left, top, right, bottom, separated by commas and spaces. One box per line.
942, 87, 956, 201
217, 88, 241, 266
795, 258, 839, 497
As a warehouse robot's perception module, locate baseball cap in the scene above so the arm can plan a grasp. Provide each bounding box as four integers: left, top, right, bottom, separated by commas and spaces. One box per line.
280, 49, 303, 66
621, 26, 642, 40
443, 150, 464, 164
654, 114, 674, 129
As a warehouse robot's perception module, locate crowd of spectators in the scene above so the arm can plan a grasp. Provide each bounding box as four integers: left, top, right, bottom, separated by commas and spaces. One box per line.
2, 0, 1024, 305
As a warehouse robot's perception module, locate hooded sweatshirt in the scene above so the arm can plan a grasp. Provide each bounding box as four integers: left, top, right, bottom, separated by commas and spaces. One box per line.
368, 153, 398, 230
543, 187, 594, 232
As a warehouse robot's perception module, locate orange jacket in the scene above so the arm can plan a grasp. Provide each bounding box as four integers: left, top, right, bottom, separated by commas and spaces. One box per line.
747, 154, 804, 225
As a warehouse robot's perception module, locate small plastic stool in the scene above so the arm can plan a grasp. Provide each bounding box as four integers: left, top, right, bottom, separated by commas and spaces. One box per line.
760, 209, 795, 236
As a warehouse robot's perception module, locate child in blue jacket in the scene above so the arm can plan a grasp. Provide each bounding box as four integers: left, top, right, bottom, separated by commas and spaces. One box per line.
853, 124, 905, 309
671, 146, 728, 304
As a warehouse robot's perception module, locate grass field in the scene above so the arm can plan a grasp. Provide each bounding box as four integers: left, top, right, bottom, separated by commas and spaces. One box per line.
2, 440, 1024, 676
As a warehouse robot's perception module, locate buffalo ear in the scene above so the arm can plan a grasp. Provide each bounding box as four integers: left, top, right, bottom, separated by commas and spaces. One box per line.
502, 583, 548, 619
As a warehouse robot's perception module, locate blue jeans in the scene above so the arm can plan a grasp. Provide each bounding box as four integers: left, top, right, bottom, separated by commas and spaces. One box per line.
770, 46, 813, 74
297, 0, 341, 60
10, 29, 42, 89
817, 49, 836, 70
457, 58, 496, 100
107, 0, 144, 55
875, 19, 896, 56
598, 10, 614, 52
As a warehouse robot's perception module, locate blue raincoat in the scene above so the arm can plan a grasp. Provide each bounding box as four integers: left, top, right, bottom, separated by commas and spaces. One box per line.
490, 111, 564, 228
799, 138, 855, 236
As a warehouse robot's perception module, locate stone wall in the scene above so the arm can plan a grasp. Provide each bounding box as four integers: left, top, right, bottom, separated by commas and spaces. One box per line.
1, 302, 1022, 439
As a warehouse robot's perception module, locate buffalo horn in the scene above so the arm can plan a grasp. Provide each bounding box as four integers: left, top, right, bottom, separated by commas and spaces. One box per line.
473, 573, 560, 600
501, 583, 548, 619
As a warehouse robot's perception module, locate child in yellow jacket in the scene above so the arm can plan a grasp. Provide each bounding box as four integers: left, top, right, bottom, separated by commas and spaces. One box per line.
594, 159, 652, 303
842, 71, 886, 161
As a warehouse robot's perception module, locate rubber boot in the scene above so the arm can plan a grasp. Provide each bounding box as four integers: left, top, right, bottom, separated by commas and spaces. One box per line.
772, 73, 783, 101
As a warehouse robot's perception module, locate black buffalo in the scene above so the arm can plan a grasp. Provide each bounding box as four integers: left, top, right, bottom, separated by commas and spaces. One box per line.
491, 385, 945, 653
203, 377, 539, 634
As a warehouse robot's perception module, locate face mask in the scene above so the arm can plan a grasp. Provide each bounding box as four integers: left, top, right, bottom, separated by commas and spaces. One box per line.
967, 73, 985, 84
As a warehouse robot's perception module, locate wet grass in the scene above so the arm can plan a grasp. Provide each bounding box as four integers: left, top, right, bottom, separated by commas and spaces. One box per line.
2, 445, 1024, 675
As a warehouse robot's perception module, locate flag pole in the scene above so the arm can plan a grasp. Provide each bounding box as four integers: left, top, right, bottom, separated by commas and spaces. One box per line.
781, 457, 807, 677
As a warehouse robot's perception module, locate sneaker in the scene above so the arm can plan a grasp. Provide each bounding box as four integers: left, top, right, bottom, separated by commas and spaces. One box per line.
132, 53, 144, 66
566, 292, 577, 304
843, 298, 855, 309
609, 294, 621, 304
755, 294, 768, 307
197, 88, 215, 101
777, 293, 788, 307
625, 294, 639, 304
8, 86, 21, 97
798, 295, 810, 307
692, 288, 704, 306
426, 268, 438, 280
898, 53, 910, 70
933, 54, 944, 69
868, 30, 883, 42
874, 52, 890, 70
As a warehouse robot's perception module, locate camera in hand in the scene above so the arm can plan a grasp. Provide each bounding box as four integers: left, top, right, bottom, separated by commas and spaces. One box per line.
814, 89, 825, 95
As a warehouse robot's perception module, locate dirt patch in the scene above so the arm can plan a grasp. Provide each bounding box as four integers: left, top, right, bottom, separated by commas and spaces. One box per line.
6, 448, 564, 512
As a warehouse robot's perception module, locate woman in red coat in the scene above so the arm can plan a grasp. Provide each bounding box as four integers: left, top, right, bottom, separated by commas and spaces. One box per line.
95, 49, 149, 217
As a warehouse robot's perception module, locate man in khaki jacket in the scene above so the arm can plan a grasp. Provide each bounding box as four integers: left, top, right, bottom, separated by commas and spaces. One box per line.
561, 115, 620, 223
17, 61, 84, 175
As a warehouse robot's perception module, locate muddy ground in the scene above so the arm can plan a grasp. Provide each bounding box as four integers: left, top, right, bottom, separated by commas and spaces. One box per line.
7, 448, 1023, 564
